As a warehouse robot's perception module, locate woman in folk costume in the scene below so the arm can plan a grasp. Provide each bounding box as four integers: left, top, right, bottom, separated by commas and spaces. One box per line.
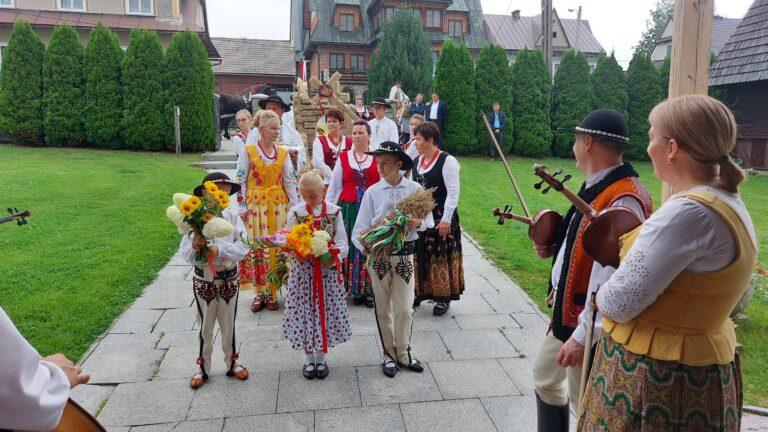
232, 109, 252, 214
326, 120, 380, 308
579, 95, 757, 432
312, 108, 352, 187
409, 121, 464, 316
283, 170, 352, 380
236, 110, 299, 313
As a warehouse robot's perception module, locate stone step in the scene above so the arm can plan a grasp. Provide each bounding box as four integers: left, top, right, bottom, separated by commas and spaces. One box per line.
192, 161, 237, 170
203, 151, 237, 161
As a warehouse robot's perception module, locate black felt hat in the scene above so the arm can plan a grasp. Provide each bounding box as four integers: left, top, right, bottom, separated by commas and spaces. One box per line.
370, 97, 392, 109
258, 94, 291, 112
574, 109, 629, 143
193, 172, 241, 197
366, 141, 414, 171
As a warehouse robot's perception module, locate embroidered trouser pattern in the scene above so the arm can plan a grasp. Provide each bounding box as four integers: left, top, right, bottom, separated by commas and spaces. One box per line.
192, 276, 240, 376
369, 254, 415, 365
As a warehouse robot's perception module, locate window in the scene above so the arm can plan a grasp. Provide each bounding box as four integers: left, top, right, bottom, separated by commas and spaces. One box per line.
385, 7, 395, 19
0, 0, 13, 8
666, 44, 672, 56
552, 31, 557, 38
330, 54, 345, 71
426, 10, 441, 28
126, 0, 153, 15
0, 43, 6, 71
58, 0, 85, 11
340, 13, 354, 32
350, 55, 365, 71
411, 8, 421, 21
448, 20, 462, 37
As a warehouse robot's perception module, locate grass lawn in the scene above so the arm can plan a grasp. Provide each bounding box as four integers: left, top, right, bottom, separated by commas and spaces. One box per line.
458, 156, 768, 406
0, 145, 203, 361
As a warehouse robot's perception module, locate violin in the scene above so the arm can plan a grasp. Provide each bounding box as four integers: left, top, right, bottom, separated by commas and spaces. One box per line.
0, 207, 30, 226
492, 204, 562, 247
533, 164, 642, 268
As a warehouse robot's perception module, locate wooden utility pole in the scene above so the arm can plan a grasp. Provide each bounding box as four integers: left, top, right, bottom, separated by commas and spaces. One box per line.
174, 105, 181, 155
663, 0, 714, 200
575, 5, 582, 52
542, 0, 553, 75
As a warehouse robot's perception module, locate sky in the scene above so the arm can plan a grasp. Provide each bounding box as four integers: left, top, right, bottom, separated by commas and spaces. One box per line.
207, 0, 754, 68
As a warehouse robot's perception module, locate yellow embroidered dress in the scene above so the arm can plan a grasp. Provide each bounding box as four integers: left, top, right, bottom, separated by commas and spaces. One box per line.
238, 144, 297, 300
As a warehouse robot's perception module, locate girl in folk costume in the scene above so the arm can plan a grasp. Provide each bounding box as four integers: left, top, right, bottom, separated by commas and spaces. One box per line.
327, 120, 381, 308
403, 114, 424, 152
409, 122, 465, 316
312, 108, 351, 186
236, 110, 299, 313
232, 109, 252, 214
579, 96, 757, 432
283, 170, 352, 380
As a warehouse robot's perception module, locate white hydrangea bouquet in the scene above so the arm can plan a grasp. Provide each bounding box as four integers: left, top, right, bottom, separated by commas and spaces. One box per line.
166, 182, 235, 276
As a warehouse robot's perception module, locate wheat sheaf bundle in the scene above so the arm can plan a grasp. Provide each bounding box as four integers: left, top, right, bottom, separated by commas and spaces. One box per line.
358, 188, 436, 260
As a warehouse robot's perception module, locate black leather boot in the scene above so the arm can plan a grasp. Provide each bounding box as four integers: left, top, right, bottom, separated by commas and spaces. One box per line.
536, 393, 569, 432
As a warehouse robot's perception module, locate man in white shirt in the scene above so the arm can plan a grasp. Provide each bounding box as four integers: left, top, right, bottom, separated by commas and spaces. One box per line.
425, 93, 447, 146
1, 306, 91, 430
246, 95, 306, 171
367, 97, 399, 151
531, 109, 652, 432
352, 141, 434, 379
388, 81, 405, 101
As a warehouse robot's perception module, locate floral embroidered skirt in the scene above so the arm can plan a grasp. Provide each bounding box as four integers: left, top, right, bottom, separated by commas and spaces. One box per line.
240, 198, 288, 300
414, 214, 465, 303
281, 258, 352, 352
578, 333, 742, 432
340, 200, 372, 299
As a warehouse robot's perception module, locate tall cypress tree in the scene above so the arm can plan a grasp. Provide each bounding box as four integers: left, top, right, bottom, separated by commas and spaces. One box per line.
551, 50, 594, 157
510, 49, 552, 157
592, 53, 628, 118
658, 54, 670, 99
366, 6, 432, 100
626, 52, 662, 160
433, 40, 476, 154
475, 44, 513, 152
122, 29, 167, 151
164, 31, 215, 152
84, 24, 123, 148
44, 24, 85, 146
0, 21, 45, 145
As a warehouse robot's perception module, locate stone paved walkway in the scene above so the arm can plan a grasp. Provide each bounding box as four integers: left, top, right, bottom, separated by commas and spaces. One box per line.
69, 155, 768, 431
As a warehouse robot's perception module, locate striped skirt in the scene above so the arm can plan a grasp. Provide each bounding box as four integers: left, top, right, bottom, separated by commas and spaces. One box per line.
578, 334, 742, 432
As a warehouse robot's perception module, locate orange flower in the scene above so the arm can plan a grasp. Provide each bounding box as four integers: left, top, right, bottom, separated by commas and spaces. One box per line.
202, 213, 213, 222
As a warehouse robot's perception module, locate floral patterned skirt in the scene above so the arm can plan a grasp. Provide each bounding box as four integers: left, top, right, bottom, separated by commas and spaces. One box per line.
414, 214, 465, 303
578, 333, 742, 432
281, 258, 352, 352
240, 198, 288, 300
340, 200, 372, 299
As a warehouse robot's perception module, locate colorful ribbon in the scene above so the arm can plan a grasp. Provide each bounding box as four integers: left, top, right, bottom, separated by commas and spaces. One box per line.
312, 256, 329, 353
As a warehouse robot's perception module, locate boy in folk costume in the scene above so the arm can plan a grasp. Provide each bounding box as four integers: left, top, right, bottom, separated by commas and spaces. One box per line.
181, 172, 250, 389
531, 110, 653, 431
352, 141, 435, 378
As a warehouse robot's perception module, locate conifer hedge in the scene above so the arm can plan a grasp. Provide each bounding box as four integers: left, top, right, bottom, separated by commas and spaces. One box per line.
510, 49, 552, 157
626, 52, 662, 160
122, 29, 168, 151
164, 31, 215, 152
84, 24, 123, 148
433, 40, 477, 154
475, 44, 513, 152
43, 24, 85, 146
0, 21, 45, 145
551, 50, 594, 157
592, 53, 628, 119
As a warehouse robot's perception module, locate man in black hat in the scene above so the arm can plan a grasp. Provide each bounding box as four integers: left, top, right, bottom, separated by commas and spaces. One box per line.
351, 142, 434, 378
182, 172, 251, 389
368, 97, 399, 151
530, 109, 653, 431
247, 94, 306, 171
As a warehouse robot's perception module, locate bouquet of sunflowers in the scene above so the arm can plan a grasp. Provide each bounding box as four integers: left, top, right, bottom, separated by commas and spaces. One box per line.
248, 216, 339, 287
166, 181, 235, 275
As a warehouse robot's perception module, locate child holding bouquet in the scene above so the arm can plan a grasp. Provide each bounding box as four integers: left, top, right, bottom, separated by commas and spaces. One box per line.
351, 141, 434, 378
282, 170, 352, 380
177, 172, 250, 389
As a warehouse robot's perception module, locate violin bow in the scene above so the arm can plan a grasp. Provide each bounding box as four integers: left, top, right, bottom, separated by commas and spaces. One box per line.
480, 112, 531, 218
